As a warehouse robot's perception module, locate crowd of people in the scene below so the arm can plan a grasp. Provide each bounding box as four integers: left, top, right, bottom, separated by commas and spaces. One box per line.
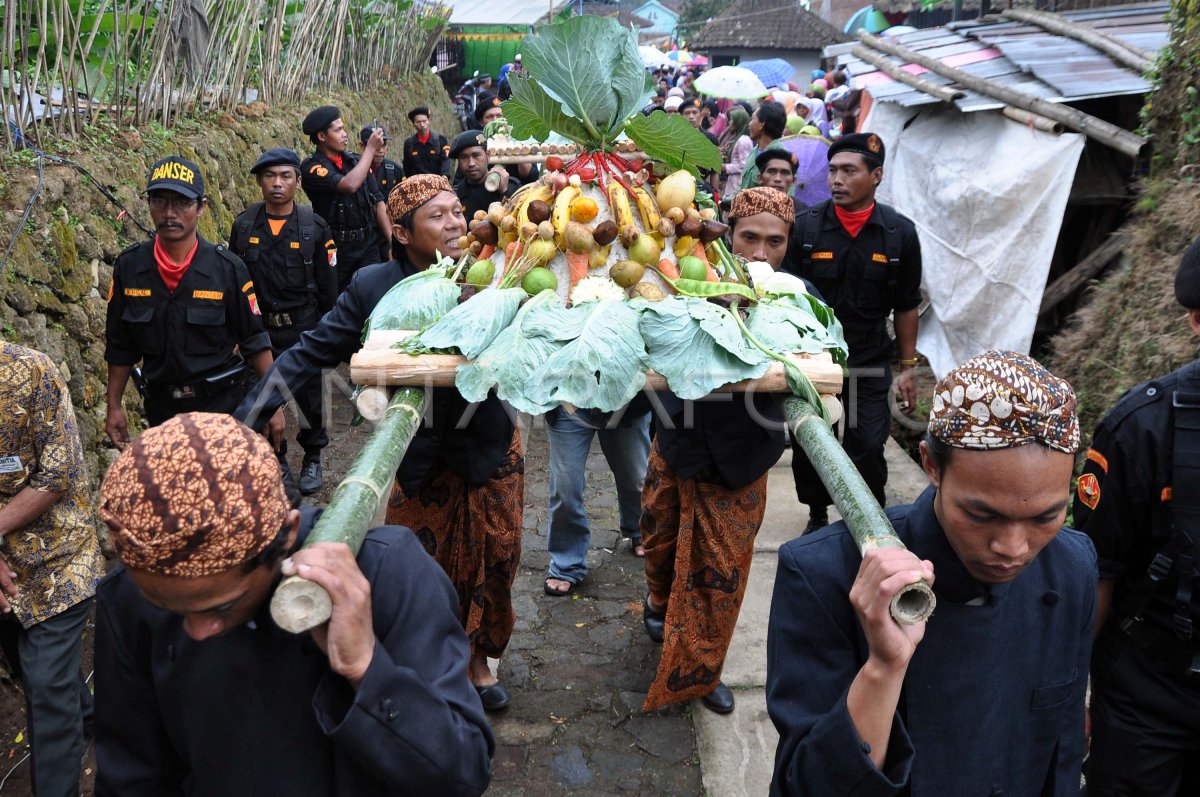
0, 64, 1196, 797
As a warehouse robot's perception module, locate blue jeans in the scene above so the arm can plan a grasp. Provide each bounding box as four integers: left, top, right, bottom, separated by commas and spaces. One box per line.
546, 406, 652, 585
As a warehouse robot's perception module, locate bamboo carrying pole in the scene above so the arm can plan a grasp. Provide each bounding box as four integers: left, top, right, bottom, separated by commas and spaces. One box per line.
1000, 8, 1154, 73
270, 388, 427, 633
857, 31, 1147, 158
784, 397, 936, 625
850, 44, 966, 103
1001, 106, 1065, 134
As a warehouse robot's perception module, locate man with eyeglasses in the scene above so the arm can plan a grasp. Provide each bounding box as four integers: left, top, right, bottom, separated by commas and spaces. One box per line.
104, 156, 283, 451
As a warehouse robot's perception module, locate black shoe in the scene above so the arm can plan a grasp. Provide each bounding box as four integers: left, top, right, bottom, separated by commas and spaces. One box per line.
299, 457, 323, 496
475, 681, 511, 711
643, 594, 665, 644
700, 682, 735, 715
804, 504, 829, 534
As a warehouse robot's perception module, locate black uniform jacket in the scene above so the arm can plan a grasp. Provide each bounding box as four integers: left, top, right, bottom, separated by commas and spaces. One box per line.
235, 258, 515, 491
402, 132, 452, 178
105, 238, 270, 385
372, 157, 404, 201
785, 201, 922, 366
95, 511, 494, 797
454, 177, 519, 221
228, 204, 338, 316
1074, 362, 1197, 634
300, 150, 385, 233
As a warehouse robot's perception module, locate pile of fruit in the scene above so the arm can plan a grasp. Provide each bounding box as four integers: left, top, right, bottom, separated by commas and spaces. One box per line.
459, 158, 733, 306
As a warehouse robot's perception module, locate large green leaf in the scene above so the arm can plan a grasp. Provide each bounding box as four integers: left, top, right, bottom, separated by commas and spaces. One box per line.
745, 299, 837, 358
624, 112, 722, 177
523, 298, 649, 412
638, 297, 769, 399
456, 291, 572, 413
418, 287, 526, 359
520, 15, 652, 142
366, 268, 460, 337
502, 74, 592, 146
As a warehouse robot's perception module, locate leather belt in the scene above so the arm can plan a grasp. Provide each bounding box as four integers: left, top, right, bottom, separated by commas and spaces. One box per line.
331, 226, 372, 244
265, 306, 317, 329
151, 365, 250, 401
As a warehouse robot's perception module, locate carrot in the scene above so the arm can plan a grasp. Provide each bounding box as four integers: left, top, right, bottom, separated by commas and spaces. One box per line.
692, 242, 719, 282
656, 258, 680, 293
502, 239, 524, 277
565, 250, 590, 296
478, 244, 496, 260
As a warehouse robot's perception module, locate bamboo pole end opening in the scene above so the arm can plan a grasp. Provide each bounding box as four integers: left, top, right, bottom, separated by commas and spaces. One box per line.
890, 580, 937, 625
271, 574, 333, 633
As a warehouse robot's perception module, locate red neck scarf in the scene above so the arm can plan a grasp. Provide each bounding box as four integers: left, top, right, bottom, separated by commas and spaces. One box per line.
154, 236, 199, 292
417, 131, 431, 144
328, 153, 344, 171
834, 203, 875, 239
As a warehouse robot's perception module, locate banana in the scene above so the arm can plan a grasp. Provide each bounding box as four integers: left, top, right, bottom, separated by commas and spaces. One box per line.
629, 184, 662, 233
673, 235, 698, 259
607, 181, 635, 238
551, 185, 582, 250
503, 180, 540, 214
514, 184, 554, 231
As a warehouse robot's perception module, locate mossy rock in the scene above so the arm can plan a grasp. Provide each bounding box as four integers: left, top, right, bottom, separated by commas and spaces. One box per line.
9, 231, 52, 283
3, 280, 37, 315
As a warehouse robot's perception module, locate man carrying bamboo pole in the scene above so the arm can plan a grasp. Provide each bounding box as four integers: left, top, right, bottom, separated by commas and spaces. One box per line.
235, 175, 524, 712
93, 413, 493, 796
640, 188, 797, 715
767, 350, 1096, 796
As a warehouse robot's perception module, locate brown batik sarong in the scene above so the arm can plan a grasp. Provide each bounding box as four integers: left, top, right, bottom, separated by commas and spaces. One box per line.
640, 440, 769, 711
385, 431, 524, 658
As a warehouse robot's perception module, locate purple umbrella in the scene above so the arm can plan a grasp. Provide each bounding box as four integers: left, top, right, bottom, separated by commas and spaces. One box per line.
776, 135, 832, 206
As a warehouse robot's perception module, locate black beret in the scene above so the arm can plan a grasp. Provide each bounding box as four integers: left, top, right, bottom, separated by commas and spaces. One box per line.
359, 125, 389, 144
302, 105, 340, 136
828, 132, 885, 164
250, 147, 301, 175
755, 147, 798, 174
681, 97, 703, 111
1176, 237, 1200, 309
475, 93, 502, 121
449, 130, 488, 159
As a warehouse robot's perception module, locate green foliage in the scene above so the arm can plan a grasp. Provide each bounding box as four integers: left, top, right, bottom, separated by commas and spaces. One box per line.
676, 0, 735, 40
510, 16, 653, 145
624, 112, 722, 177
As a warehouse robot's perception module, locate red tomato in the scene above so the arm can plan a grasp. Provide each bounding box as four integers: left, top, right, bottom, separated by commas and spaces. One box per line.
578, 163, 597, 183
545, 155, 564, 172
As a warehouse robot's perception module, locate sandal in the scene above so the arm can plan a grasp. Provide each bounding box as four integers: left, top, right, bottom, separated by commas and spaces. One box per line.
543, 576, 574, 596
624, 536, 646, 558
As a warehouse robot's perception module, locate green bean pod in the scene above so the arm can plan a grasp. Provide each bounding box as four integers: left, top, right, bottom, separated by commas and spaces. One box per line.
653, 268, 757, 302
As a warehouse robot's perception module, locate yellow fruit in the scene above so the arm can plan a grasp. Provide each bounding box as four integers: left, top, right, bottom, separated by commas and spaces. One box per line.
570, 196, 599, 223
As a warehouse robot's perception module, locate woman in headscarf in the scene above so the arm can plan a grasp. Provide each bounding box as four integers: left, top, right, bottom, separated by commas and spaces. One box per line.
720, 107, 753, 197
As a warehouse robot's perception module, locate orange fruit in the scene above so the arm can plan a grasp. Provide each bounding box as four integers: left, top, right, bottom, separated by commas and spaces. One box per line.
570, 196, 599, 223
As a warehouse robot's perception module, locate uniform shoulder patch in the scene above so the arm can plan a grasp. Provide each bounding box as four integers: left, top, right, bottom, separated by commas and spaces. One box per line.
309, 163, 329, 177
247, 293, 260, 315
1077, 473, 1101, 510
1085, 448, 1109, 474
242, 280, 254, 293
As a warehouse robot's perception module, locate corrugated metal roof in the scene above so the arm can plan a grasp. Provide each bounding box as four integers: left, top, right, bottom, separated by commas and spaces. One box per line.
827, 2, 1168, 112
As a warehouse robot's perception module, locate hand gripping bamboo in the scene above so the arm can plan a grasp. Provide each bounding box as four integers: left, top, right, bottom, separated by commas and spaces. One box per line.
271, 388, 427, 633
784, 397, 936, 625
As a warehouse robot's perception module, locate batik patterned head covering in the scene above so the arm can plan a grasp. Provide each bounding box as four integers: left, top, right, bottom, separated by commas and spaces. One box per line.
388, 173, 454, 221
100, 413, 289, 577
729, 186, 795, 226
928, 349, 1080, 453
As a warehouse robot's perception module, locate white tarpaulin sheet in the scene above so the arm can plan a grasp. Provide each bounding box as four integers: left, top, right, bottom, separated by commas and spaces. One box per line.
863, 102, 1085, 377
448, 0, 572, 26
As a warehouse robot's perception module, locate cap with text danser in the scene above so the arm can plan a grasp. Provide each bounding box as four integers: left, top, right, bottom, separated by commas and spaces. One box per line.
146, 156, 204, 199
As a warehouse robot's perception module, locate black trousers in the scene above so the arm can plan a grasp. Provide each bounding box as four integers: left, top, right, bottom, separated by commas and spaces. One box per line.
335, 234, 384, 293
1086, 633, 1200, 795
0, 598, 93, 797
268, 324, 327, 457
790, 362, 892, 508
